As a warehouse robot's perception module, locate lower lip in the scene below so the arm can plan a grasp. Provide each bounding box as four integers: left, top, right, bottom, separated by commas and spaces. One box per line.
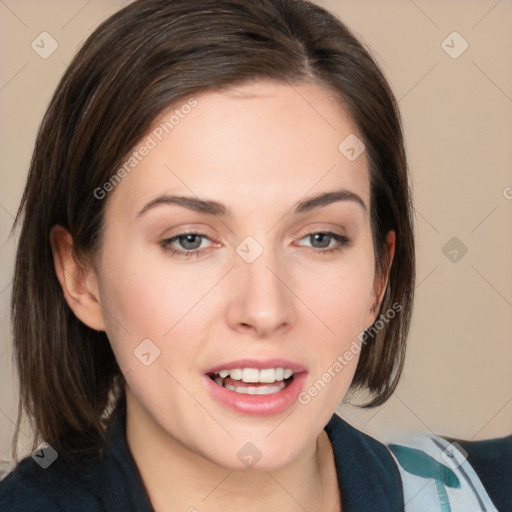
204, 373, 308, 416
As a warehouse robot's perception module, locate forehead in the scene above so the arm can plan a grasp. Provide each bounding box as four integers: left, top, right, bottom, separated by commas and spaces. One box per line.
107, 80, 370, 217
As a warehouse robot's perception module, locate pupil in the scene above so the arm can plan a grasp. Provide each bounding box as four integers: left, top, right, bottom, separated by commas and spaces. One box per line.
180, 234, 202, 250
312, 233, 330, 248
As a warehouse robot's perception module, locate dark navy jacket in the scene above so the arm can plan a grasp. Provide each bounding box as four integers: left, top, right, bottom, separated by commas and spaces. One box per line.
0, 410, 510, 511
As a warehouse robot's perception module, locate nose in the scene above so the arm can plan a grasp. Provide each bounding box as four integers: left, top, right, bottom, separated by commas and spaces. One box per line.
225, 243, 296, 338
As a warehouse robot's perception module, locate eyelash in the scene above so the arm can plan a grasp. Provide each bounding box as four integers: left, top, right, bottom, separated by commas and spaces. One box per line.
160, 231, 351, 258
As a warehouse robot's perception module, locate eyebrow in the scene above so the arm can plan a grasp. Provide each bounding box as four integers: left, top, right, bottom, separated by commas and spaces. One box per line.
137, 188, 366, 218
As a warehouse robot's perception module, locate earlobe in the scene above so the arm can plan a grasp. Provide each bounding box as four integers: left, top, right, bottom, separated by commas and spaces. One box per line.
49, 225, 106, 331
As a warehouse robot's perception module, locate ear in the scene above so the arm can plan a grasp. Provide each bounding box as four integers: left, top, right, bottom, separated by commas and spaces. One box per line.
50, 225, 106, 331
369, 230, 396, 321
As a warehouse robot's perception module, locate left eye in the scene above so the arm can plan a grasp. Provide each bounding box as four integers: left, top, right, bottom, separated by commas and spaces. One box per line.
298, 232, 351, 252
171, 233, 207, 251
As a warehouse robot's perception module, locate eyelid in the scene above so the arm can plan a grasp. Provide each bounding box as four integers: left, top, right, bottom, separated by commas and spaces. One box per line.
159, 225, 352, 258
296, 230, 351, 250
159, 226, 227, 258
161, 230, 218, 247
294, 222, 349, 241
296, 225, 347, 238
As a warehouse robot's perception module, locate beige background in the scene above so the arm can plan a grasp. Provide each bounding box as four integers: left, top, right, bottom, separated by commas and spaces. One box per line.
0, 0, 511, 466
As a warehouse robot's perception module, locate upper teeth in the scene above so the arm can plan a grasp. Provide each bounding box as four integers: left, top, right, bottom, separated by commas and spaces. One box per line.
218, 368, 294, 383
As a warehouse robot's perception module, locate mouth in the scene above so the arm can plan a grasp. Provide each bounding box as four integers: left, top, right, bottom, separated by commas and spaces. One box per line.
207, 367, 296, 395
204, 359, 307, 415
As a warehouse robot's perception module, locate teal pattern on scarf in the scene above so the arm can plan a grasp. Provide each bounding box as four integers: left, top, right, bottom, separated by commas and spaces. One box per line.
389, 444, 461, 512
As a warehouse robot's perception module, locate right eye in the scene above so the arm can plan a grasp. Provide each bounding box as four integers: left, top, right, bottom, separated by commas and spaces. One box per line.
160, 231, 218, 258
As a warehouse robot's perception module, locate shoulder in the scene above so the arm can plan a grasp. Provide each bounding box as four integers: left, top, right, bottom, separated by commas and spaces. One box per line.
0, 412, 154, 512
0, 447, 104, 512
387, 431, 512, 512
450, 434, 512, 511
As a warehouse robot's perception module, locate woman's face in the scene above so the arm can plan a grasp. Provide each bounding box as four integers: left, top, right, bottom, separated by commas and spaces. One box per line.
92, 80, 383, 470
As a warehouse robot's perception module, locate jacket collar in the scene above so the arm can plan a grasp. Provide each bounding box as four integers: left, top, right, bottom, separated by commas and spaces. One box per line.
324, 413, 404, 511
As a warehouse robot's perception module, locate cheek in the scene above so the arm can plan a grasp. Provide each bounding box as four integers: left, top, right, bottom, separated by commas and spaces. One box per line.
295, 264, 375, 410
94, 249, 168, 366
97, 245, 200, 332
95, 246, 218, 373
295, 252, 376, 336
292, 247, 375, 383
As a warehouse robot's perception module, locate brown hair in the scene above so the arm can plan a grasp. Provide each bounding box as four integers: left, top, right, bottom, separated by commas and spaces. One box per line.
11, 0, 414, 459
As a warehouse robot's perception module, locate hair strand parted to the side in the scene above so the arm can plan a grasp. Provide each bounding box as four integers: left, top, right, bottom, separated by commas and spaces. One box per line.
11, 0, 414, 459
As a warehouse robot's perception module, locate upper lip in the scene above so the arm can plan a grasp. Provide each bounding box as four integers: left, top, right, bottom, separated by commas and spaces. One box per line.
204, 358, 307, 375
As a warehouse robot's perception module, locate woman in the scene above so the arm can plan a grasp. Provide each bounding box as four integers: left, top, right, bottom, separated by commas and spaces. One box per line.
0, 0, 509, 510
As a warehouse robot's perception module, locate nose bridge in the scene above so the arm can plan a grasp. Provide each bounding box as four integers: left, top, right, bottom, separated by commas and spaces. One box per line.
227, 236, 295, 335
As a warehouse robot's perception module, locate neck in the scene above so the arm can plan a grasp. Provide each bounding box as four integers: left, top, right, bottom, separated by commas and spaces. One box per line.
124, 391, 341, 512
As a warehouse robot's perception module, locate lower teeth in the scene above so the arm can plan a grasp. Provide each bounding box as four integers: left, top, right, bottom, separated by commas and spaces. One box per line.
213, 376, 288, 395
228, 382, 285, 395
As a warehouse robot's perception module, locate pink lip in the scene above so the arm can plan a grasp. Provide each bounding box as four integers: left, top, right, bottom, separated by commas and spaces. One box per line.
203, 359, 308, 416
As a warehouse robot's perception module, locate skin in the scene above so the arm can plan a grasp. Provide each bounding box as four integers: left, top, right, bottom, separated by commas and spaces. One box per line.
51, 80, 395, 512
